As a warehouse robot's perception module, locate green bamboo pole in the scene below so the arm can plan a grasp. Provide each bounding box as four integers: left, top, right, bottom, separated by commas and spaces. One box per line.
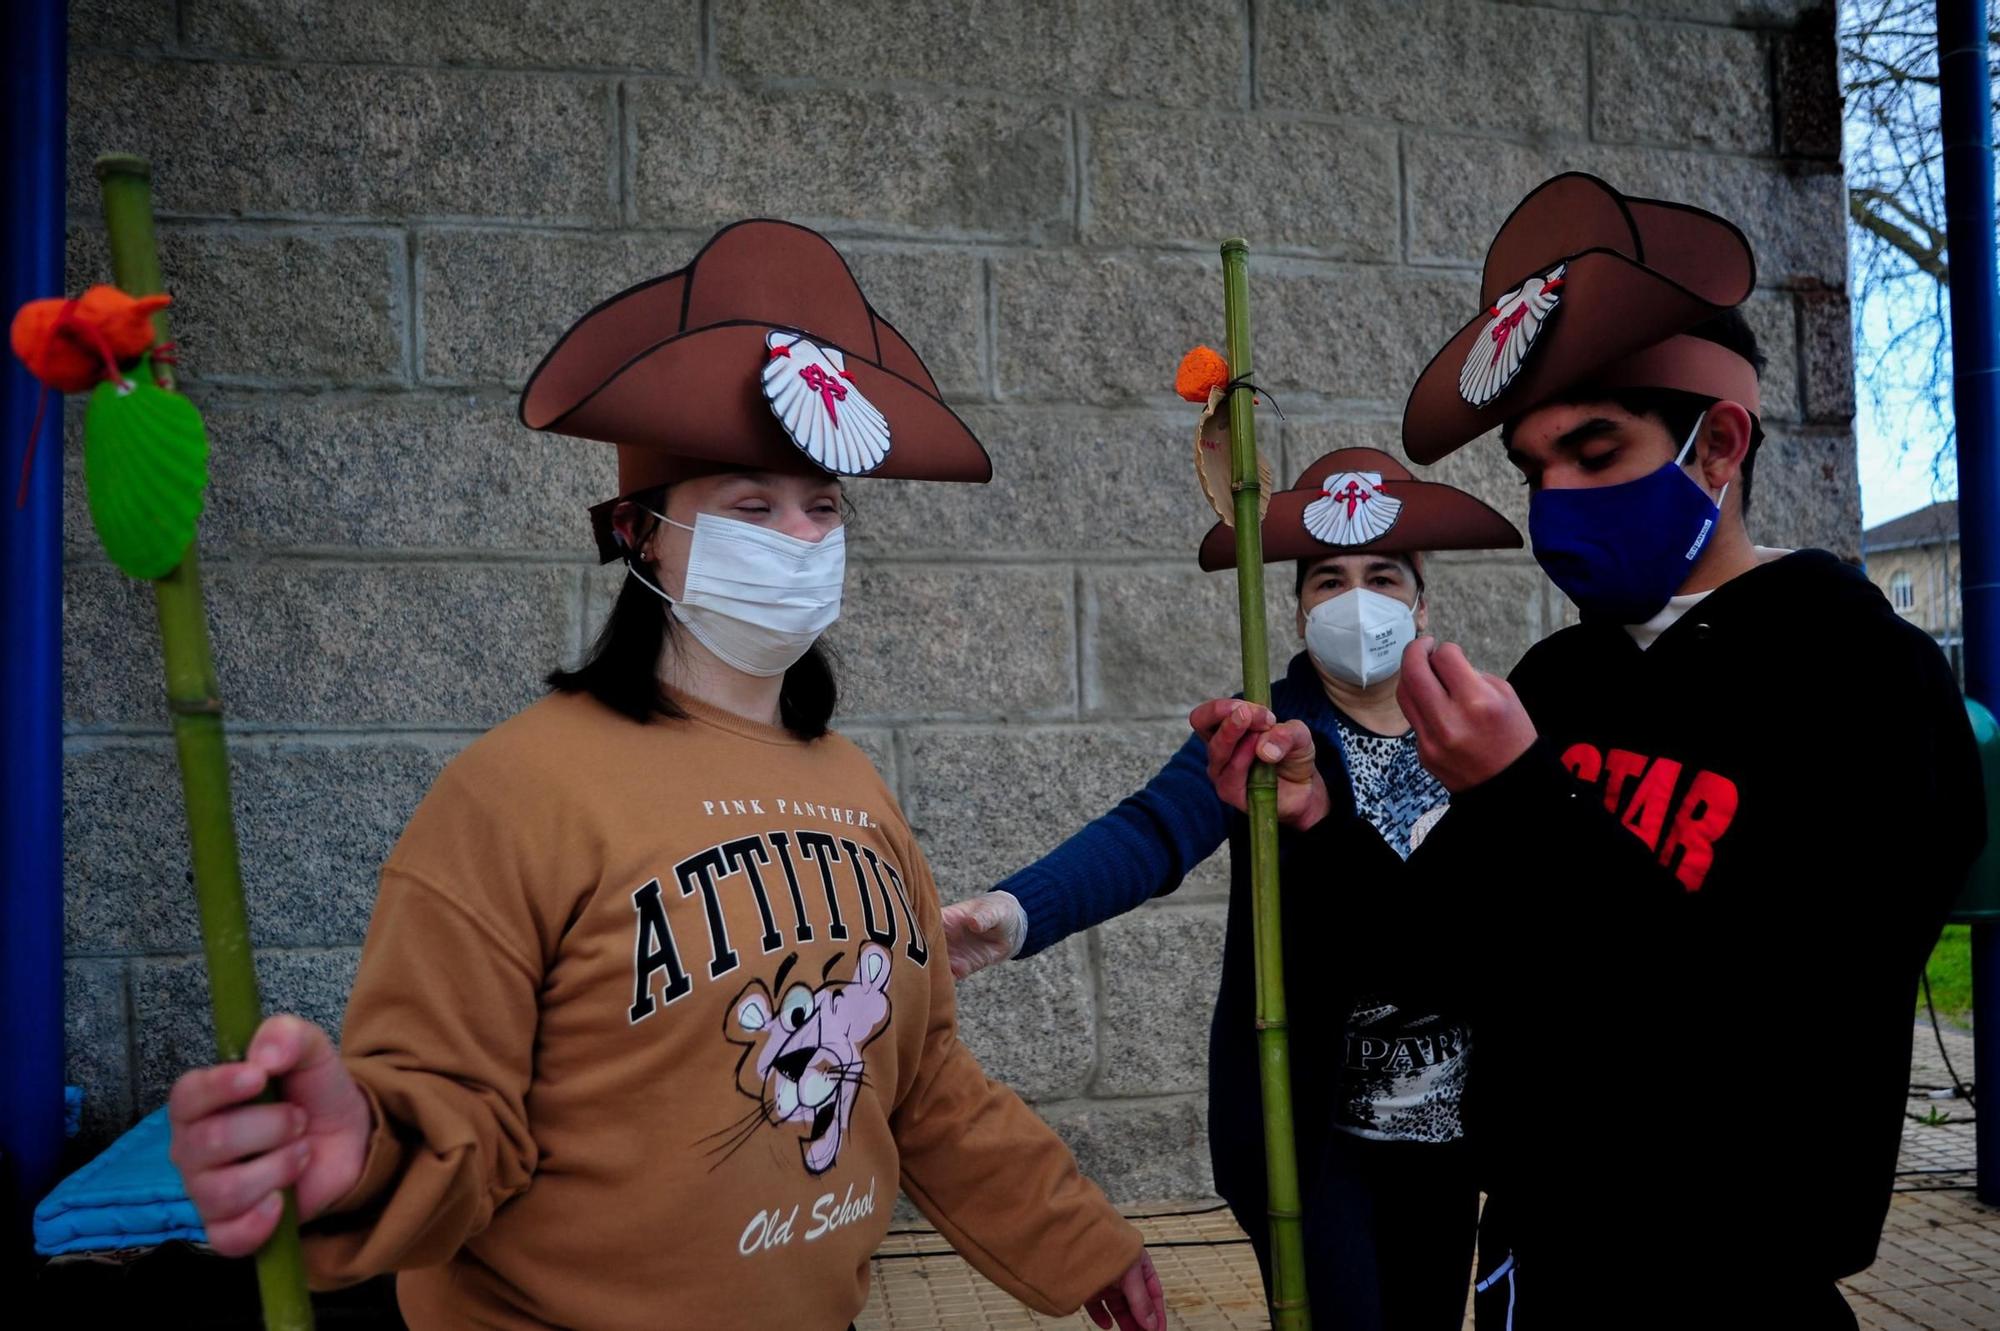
96, 154, 316, 1331
1219, 238, 1310, 1331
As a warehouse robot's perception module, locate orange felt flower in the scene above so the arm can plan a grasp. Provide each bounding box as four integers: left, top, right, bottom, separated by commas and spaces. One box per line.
1175, 345, 1229, 403
10, 285, 172, 393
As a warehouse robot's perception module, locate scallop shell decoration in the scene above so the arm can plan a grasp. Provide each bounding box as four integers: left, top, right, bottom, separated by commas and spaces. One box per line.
82, 353, 210, 580
761, 330, 892, 475
1302, 471, 1402, 547
1194, 386, 1273, 527
1458, 263, 1565, 407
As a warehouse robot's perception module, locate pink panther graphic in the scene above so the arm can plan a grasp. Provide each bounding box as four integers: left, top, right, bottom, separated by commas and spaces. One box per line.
707, 944, 894, 1176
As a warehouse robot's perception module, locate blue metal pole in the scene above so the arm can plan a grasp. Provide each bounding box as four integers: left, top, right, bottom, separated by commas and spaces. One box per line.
1936, 0, 2000, 1206
0, 0, 69, 1241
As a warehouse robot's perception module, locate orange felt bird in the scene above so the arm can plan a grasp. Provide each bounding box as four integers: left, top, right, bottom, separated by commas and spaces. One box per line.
10, 285, 172, 393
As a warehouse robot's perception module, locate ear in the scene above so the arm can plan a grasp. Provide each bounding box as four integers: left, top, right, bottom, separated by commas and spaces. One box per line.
725, 980, 774, 1047
854, 944, 892, 994
1693, 401, 1754, 498
1413, 592, 1430, 636
611, 501, 653, 562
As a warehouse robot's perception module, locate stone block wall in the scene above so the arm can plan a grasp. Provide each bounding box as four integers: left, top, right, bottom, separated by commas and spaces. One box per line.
61, 0, 1854, 1198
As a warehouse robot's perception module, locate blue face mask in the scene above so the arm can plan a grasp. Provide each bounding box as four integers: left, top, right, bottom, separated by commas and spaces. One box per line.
1527, 413, 1726, 625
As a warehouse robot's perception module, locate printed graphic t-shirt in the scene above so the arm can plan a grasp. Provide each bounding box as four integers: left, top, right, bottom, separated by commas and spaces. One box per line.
300, 691, 1138, 1331
1328, 708, 1469, 1145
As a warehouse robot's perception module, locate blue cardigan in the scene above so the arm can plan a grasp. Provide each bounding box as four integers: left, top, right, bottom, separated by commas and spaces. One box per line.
999, 652, 1351, 957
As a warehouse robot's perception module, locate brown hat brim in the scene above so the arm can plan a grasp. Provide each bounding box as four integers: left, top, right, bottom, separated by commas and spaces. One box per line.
529, 320, 992, 486
1197, 478, 1522, 572
1402, 248, 1742, 465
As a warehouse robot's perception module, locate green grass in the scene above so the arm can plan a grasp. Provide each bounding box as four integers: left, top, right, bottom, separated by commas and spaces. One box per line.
1923, 924, 1974, 1030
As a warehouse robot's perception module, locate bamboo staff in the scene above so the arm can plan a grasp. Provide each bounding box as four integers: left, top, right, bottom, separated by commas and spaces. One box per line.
96, 154, 316, 1331
1219, 238, 1311, 1330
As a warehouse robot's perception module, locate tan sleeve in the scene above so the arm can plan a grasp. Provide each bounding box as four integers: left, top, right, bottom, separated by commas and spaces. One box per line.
889, 841, 1142, 1315
300, 770, 551, 1285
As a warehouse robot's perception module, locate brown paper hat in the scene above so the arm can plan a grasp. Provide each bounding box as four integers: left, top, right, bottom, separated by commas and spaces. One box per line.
519, 219, 992, 560
1197, 447, 1521, 572
1402, 173, 1759, 465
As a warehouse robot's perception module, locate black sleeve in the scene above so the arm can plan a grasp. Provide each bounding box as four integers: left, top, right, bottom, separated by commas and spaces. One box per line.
1408, 737, 1694, 929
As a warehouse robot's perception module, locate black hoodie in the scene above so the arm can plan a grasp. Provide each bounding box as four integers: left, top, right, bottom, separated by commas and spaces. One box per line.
1403, 550, 1983, 1306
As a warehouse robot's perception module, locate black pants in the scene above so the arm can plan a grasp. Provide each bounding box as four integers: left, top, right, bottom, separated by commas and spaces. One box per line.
1471, 1200, 1859, 1330
1231, 1131, 1477, 1331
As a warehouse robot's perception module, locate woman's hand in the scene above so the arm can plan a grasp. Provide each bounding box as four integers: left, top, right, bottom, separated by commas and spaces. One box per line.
939, 890, 1028, 981
1084, 1249, 1167, 1330
1189, 699, 1332, 831
167, 1014, 373, 1256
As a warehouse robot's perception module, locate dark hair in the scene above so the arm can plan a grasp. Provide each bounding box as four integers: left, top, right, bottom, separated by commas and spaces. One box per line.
1294, 551, 1426, 598
546, 496, 839, 739
1499, 309, 1767, 515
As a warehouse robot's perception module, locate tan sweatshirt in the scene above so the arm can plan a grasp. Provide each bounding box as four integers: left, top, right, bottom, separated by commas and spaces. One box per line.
301, 690, 1140, 1330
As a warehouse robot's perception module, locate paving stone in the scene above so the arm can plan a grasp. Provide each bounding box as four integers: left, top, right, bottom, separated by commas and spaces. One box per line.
629, 84, 1071, 238
64, 737, 456, 955
1045, 1095, 1213, 1204
419, 228, 698, 387
950, 937, 1098, 1103
841, 248, 987, 399
828, 563, 1076, 723
995, 250, 1475, 405
63, 560, 578, 730
847, 407, 1226, 559
185, 0, 701, 71
1418, 559, 1546, 677
64, 959, 132, 1151
131, 947, 360, 1113
1094, 904, 1227, 1097
1799, 289, 1856, 423
1748, 425, 1860, 559
715, 0, 1242, 106
901, 721, 1221, 898
1776, 2, 1843, 161
69, 54, 618, 223
71, 0, 176, 50
1087, 110, 1398, 259
1081, 564, 1303, 718
1258, 0, 1587, 135
63, 392, 612, 557
68, 223, 407, 386
1592, 17, 1773, 152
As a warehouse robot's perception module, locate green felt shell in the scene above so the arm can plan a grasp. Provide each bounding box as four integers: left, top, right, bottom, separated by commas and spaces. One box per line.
83, 356, 209, 580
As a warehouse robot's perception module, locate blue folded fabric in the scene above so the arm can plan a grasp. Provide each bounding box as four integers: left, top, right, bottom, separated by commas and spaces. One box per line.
33, 1107, 208, 1255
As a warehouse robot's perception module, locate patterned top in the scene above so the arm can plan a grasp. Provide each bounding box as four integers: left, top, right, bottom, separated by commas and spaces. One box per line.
1328, 707, 1469, 1144
1332, 707, 1449, 861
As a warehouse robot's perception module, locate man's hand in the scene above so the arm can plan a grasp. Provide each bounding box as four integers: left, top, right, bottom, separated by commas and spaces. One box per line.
1395, 638, 1537, 793
1189, 699, 1331, 831
939, 890, 1027, 981
167, 1014, 373, 1256
1084, 1249, 1166, 1331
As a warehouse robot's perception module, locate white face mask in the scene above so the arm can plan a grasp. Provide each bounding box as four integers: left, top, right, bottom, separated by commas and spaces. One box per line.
1305, 586, 1419, 688
627, 509, 846, 678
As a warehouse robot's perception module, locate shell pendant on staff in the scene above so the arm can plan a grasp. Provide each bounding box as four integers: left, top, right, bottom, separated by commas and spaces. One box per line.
83, 351, 210, 580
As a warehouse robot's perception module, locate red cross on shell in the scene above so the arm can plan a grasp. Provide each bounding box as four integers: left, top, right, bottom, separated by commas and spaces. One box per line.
761, 330, 893, 474
1458, 263, 1565, 407
1301, 470, 1404, 546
